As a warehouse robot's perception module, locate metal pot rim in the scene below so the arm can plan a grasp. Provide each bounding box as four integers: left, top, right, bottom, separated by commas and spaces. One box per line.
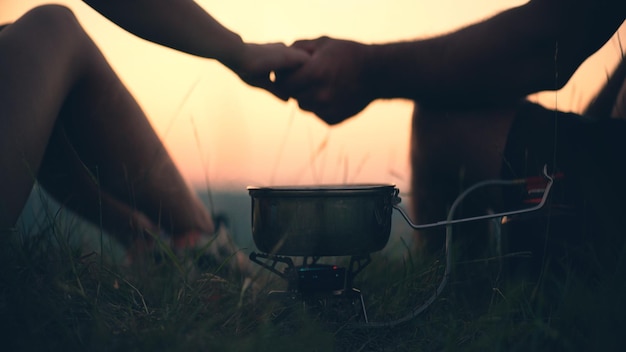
248, 183, 396, 197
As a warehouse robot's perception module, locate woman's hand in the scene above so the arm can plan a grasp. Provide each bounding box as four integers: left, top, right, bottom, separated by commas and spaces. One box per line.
228, 42, 310, 101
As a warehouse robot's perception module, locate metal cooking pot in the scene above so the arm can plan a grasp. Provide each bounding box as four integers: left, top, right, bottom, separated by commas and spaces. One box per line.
248, 168, 555, 257
248, 184, 398, 256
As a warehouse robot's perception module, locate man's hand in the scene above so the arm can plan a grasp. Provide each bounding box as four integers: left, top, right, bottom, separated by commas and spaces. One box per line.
276, 36, 376, 125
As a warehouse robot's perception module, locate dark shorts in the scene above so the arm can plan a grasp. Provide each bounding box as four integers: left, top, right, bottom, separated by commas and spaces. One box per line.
500, 101, 626, 276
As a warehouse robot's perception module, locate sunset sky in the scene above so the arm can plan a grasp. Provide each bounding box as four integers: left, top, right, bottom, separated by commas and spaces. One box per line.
2, 0, 625, 193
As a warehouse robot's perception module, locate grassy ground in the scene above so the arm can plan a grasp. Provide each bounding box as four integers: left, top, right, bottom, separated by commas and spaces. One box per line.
1, 211, 626, 351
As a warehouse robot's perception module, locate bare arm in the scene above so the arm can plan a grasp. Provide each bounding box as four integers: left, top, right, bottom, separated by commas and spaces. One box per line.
367, 0, 625, 105
280, 0, 625, 123
82, 0, 309, 99
83, 0, 243, 66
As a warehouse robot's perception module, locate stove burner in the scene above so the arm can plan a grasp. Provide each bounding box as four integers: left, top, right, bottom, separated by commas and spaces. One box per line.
250, 252, 371, 323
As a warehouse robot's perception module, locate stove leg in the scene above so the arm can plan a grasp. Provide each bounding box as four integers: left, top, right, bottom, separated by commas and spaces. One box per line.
352, 288, 368, 324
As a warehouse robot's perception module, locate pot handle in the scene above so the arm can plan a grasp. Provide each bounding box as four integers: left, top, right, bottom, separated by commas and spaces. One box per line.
392, 165, 555, 230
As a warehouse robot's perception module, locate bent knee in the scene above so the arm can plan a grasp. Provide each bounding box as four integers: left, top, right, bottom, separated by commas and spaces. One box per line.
19, 5, 83, 38
26, 4, 77, 19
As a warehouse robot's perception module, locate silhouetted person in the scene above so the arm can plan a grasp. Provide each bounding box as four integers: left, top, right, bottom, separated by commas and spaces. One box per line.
277, 0, 625, 278
0, 1, 309, 269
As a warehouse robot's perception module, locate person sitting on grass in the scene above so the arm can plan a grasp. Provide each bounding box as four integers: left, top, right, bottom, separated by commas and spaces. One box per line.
0, 1, 309, 271
275, 0, 625, 277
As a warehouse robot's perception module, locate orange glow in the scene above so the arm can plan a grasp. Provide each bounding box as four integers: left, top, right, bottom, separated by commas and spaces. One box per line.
2, 0, 624, 192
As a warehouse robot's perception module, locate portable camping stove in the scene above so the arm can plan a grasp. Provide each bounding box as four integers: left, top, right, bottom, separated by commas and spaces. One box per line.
247, 167, 555, 327
250, 252, 371, 323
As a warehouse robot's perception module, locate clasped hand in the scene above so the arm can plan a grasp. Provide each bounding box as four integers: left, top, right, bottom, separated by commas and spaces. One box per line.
236, 37, 374, 126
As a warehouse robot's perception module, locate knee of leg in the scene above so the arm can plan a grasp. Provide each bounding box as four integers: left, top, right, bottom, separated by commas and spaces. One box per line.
22, 5, 84, 39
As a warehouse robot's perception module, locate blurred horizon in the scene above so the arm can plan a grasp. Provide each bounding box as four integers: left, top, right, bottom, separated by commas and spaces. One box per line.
2, 0, 625, 194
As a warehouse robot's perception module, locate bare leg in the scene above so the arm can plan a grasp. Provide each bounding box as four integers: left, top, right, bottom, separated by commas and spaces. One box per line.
410, 58, 626, 258
410, 104, 516, 254
0, 6, 213, 246
37, 125, 159, 248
